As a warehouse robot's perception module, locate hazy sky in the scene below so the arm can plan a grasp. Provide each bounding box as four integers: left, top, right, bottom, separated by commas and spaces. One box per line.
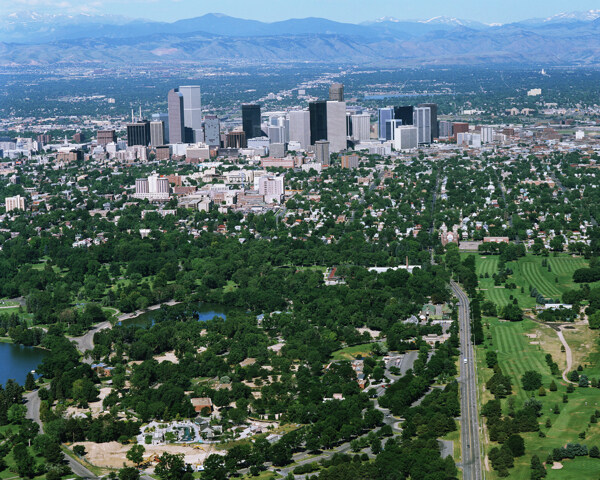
6, 0, 600, 24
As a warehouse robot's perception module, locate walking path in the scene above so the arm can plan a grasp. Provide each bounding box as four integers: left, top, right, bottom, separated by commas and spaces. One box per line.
555, 327, 575, 384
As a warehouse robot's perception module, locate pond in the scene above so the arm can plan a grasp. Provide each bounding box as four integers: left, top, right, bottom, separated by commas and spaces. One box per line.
0, 342, 48, 386
118, 303, 230, 329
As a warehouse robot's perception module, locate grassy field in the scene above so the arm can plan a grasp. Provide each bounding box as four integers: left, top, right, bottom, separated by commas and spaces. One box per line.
469, 253, 600, 479
469, 253, 589, 309
331, 343, 376, 361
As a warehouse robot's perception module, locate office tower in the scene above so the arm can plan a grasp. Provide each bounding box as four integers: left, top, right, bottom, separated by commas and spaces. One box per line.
73, 133, 83, 143
288, 110, 310, 149
183, 127, 195, 144
155, 146, 171, 161
258, 175, 284, 196
439, 121, 453, 138
457, 133, 482, 148
326, 101, 347, 153
127, 120, 151, 147
203, 115, 220, 147
226, 131, 247, 149
393, 126, 418, 150
258, 175, 285, 203
135, 175, 170, 200
97, 130, 116, 146
309, 101, 328, 146
351, 114, 370, 142
346, 113, 353, 139
5, 195, 25, 212
394, 106, 414, 126
269, 143, 286, 158
480, 126, 494, 143
268, 125, 286, 144
453, 122, 470, 140
386, 119, 403, 142
242, 104, 262, 139
152, 113, 169, 143
315, 140, 330, 166
341, 154, 359, 169
329, 83, 344, 102
378, 108, 394, 140
413, 106, 432, 144
37, 134, 51, 145
179, 86, 202, 132
168, 88, 185, 144
150, 121, 165, 147
135, 178, 149, 195
418, 103, 438, 139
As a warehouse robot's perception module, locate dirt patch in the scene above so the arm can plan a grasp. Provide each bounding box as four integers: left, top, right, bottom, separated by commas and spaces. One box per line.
551, 462, 563, 470
154, 351, 179, 364
73, 441, 222, 469
357, 327, 381, 339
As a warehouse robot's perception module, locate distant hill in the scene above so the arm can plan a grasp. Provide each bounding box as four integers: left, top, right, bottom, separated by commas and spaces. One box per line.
2, 11, 600, 66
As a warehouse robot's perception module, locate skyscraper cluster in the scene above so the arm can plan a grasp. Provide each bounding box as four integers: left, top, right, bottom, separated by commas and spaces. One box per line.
122, 81, 438, 160
377, 103, 439, 147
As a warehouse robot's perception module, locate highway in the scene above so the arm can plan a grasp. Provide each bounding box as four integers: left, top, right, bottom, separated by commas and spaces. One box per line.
451, 281, 482, 480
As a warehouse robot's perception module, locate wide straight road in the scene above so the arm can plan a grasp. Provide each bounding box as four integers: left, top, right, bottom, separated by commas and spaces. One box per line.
451, 281, 482, 480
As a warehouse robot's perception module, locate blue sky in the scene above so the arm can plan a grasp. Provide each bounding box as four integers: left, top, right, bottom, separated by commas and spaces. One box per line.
6, 0, 600, 24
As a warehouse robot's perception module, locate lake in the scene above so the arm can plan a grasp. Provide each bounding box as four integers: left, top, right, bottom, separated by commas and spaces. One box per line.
119, 303, 230, 329
0, 342, 48, 386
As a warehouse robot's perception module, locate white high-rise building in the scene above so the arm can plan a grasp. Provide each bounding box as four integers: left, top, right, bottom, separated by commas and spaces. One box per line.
289, 110, 310, 149
258, 175, 285, 203
457, 133, 482, 148
5, 195, 25, 212
480, 126, 494, 144
326, 101, 347, 153
179, 86, 202, 132
413, 106, 432, 144
393, 126, 418, 150
134, 175, 170, 200
351, 114, 371, 142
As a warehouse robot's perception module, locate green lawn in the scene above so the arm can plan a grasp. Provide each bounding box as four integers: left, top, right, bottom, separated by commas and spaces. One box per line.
331, 343, 376, 361
469, 253, 590, 309
469, 253, 600, 479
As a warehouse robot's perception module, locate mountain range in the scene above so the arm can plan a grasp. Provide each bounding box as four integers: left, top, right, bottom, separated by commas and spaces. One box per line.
2, 11, 600, 66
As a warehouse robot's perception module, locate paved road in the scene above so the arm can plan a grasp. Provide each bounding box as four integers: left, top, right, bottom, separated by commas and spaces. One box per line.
451, 281, 482, 480
24, 390, 43, 431
71, 321, 112, 354
25, 389, 99, 479
70, 300, 182, 355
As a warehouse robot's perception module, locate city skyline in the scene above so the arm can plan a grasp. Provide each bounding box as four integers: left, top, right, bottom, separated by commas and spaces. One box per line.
3, 1, 600, 25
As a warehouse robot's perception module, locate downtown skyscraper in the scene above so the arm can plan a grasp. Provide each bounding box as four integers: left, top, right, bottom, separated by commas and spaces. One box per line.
168, 88, 185, 144
179, 85, 202, 142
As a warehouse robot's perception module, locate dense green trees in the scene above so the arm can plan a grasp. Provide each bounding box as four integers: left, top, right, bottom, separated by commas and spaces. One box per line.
521, 371, 543, 391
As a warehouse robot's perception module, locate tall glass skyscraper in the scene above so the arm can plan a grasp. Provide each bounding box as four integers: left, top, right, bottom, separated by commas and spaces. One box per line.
242, 104, 263, 139
167, 88, 185, 144
179, 86, 202, 135
378, 108, 394, 140
309, 101, 328, 146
